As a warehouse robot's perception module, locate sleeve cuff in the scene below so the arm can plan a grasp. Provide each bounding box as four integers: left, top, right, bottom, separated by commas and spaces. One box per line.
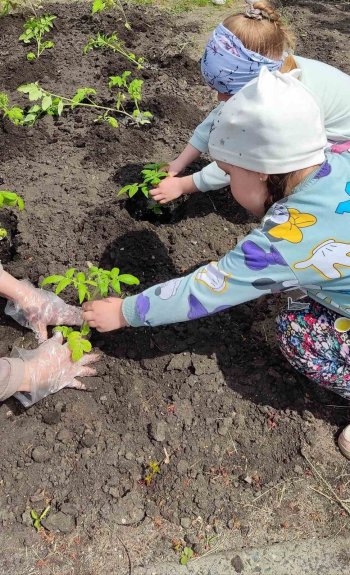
122, 296, 145, 328
0, 358, 25, 402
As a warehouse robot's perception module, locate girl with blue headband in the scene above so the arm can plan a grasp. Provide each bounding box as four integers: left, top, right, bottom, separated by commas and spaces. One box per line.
83, 68, 350, 460
150, 0, 350, 209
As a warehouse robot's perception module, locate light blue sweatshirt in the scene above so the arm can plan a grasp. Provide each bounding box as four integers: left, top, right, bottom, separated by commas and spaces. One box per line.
123, 148, 350, 328
189, 57, 350, 192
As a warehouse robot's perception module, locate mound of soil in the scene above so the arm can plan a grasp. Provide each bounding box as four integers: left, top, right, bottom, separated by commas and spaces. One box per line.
0, 1, 349, 573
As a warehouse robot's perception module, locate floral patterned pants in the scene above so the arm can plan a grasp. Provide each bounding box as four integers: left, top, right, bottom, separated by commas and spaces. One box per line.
276, 300, 350, 399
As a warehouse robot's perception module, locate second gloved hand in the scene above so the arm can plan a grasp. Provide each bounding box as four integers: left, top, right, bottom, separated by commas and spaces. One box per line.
14, 331, 100, 407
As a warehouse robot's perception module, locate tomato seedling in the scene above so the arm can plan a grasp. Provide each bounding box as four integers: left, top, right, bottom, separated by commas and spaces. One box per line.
42, 266, 139, 361
0, 190, 25, 238
0, 91, 25, 125
15, 76, 152, 128
19, 14, 56, 61
91, 0, 131, 30
84, 32, 142, 68
118, 162, 168, 215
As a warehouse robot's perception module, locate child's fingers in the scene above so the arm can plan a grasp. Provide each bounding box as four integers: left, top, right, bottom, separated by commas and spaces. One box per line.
151, 193, 164, 201
82, 311, 95, 323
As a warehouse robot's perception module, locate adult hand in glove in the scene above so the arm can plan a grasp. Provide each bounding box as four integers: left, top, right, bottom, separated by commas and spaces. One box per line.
15, 331, 100, 407
3, 274, 82, 342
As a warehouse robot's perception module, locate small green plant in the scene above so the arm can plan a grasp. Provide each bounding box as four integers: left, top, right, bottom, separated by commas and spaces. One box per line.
0, 91, 25, 125
12, 76, 152, 128
1, 0, 41, 16
118, 162, 168, 215
0, 0, 11, 15
144, 460, 160, 486
42, 265, 139, 361
0, 191, 25, 238
31, 505, 50, 532
19, 14, 56, 61
84, 32, 143, 69
91, 0, 131, 30
180, 546, 194, 565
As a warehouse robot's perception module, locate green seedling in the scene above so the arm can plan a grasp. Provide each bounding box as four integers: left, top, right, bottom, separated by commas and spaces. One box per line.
0, 190, 25, 238
19, 14, 56, 61
118, 162, 168, 215
0, 91, 25, 125
180, 546, 194, 565
15, 77, 152, 128
42, 266, 139, 361
144, 460, 160, 486
31, 505, 50, 532
54, 325, 92, 362
0, 0, 11, 15
91, 0, 131, 30
1, 0, 40, 15
84, 32, 143, 68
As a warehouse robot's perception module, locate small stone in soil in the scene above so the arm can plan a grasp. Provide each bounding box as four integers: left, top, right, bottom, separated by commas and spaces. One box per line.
42, 411, 61, 425
149, 421, 167, 442
31, 446, 51, 463
56, 429, 73, 444
42, 511, 75, 534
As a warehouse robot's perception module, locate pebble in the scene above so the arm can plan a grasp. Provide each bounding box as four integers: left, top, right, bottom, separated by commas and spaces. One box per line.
57, 429, 73, 444
31, 446, 51, 463
180, 517, 191, 529
42, 411, 61, 425
149, 421, 167, 442
42, 511, 75, 534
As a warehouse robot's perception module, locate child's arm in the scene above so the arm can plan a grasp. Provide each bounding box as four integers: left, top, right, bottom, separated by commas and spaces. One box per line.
82, 228, 299, 331
167, 144, 202, 176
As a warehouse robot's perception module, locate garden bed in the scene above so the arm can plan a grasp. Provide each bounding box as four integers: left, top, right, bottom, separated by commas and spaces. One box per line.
0, 1, 349, 573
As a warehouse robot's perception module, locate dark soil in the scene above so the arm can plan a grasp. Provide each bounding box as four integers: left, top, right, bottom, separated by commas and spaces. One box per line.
0, 1, 349, 573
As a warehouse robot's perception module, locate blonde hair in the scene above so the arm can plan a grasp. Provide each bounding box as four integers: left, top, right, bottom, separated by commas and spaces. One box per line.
223, 1, 296, 61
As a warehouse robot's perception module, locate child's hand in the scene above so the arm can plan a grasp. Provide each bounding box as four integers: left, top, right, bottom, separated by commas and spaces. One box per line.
166, 159, 185, 176
82, 298, 128, 332
149, 176, 185, 204
150, 175, 197, 204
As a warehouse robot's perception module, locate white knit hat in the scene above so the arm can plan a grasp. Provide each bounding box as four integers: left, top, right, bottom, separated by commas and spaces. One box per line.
208, 67, 327, 174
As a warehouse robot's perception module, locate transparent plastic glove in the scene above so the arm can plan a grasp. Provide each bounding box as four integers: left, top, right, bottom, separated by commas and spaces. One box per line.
5, 280, 83, 342
13, 332, 100, 408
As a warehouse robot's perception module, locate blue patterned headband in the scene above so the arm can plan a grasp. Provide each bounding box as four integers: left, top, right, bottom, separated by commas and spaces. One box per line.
201, 23, 283, 95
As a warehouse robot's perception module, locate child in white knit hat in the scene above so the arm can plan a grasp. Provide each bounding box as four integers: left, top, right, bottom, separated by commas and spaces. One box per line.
150, 0, 350, 204
83, 67, 350, 459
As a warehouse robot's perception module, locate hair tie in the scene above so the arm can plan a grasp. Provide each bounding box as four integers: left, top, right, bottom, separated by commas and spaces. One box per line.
245, 0, 263, 20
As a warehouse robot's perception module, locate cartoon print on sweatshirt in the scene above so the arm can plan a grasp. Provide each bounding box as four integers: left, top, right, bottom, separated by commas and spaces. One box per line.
241, 240, 287, 271
331, 141, 350, 154
195, 262, 231, 293
252, 277, 300, 294
314, 161, 332, 179
294, 239, 350, 279
136, 293, 150, 323
187, 294, 230, 320
154, 278, 182, 300
262, 204, 317, 244
335, 182, 350, 215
